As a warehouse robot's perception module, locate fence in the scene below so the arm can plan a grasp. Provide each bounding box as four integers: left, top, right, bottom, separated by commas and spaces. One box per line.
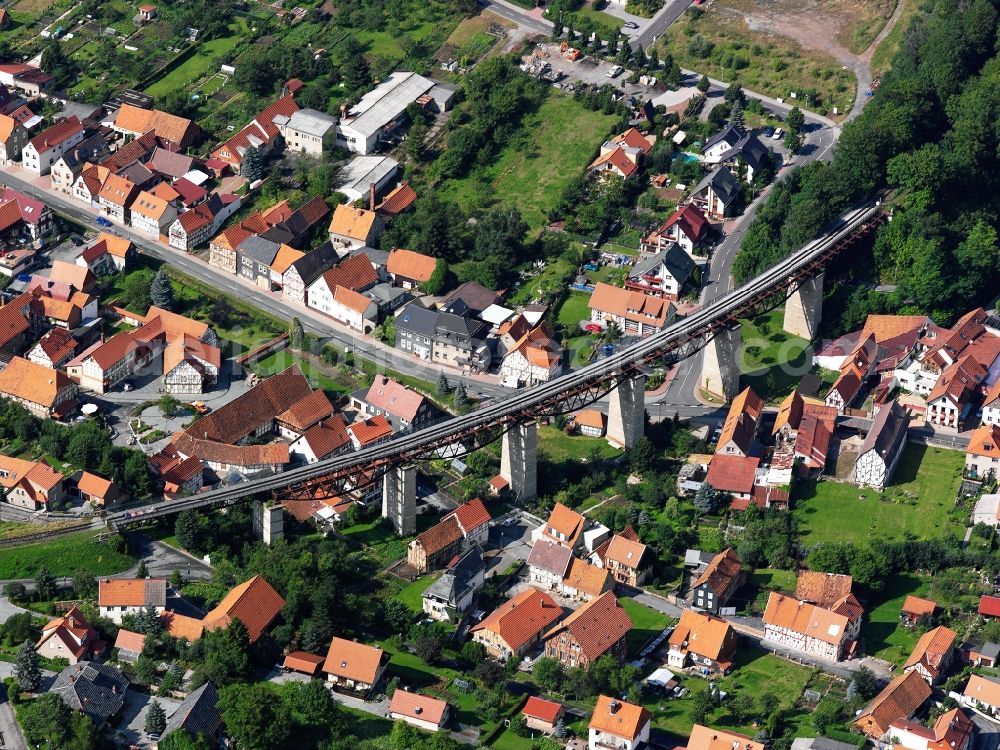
236, 333, 289, 367
0, 521, 95, 547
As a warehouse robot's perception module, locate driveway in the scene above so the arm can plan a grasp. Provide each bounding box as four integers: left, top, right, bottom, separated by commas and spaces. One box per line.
114, 690, 182, 749
0, 682, 26, 750
0, 597, 29, 625
484, 515, 538, 576
123, 535, 214, 583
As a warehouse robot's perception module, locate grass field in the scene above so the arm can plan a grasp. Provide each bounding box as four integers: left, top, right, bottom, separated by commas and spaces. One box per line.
871, 0, 928, 72
0, 520, 87, 540
570, 6, 623, 37
145, 21, 247, 98
795, 445, 965, 544
739, 307, 812, 403
860, 573, 930, 664
538, 425, 621, 463
439, 93, 618, 230
557, 291, 594, 330
659, 9, 856, 117
618, 597, 672, 656
397, 575, 437, 612
0, 531, 135, 579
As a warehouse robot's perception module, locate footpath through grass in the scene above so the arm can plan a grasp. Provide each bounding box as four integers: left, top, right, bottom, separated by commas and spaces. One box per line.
0, 531, 135, 579
794, 444, 965, 544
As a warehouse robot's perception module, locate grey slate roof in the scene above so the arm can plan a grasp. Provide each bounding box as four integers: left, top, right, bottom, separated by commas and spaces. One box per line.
631, 241, 696, 285
238, 235, 281, 265
981, 642, 1000, 660
396, 301, 438, 337
365, 282, 409, 308
288, 241, 339, 286
50, 661, 128, 725
423, 545, 485, 607
714, 133, 771, 173
692, 166, 742, 205
442, 281, 500, 317
702, 124, 744, 153
859, 400, 908, 459
61, 133, 112, 170
162, 681, 222, 739
526, 539, 573, 577
791, 738, 860, 750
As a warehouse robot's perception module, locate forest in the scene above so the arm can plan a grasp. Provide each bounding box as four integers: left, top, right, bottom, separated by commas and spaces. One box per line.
732, 0, 1000, 333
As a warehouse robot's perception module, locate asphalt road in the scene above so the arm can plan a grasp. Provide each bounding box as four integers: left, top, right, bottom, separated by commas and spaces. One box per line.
0, 682, 27, 750
481, 0, 551, 35
632, 0, 692, 51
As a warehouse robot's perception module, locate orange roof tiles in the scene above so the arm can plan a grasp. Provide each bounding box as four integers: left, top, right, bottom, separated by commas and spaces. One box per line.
131, 190, 171, 220
283, 650, 325, 675
574, 409, 606, 430
704, 454, 760, 496
347, 414, 392, 446
692, 547, 743, 596
471, 588, 563, 653
861, 315, 929, 344
588, 282, 672, 329
77, 472, 113, 500
328, 204, 378, 241
718, 386, 764, 454
562, 557, 611, 597
376, 181, 417, 216
387, 248, 436, 283
795, 570, 853, 609
856, 670, 932, 738
967, 424, 1000, 460
543, 591, 631, 662
271, 244, 304, 275
98, 578, 166, 608
964, 674, 1000, 708
414, 515, 463, 556
543, 502, 585, 547
363, 375, 425, 423
902, 596, 937, 618
669, 609, 736, 662
98, 172, 136, 207
322, 253, 379, 293
604, 534, 648, 570
277, 389, 335, 432
687, 725, 765, 750
114, 104, 196, 147
904, 625, 956, 678
202, 575, 285, 643
389, 690, 449, 726
522, 696, 563, 724
589, 696, 650, 741
333, 285, 374, 314
114, 628, 146, 654
446, 498, 491, 535
763, 591, 849, 646
160, 610, 204, 641
323, 636, 384, 684
0, 356, 73, 409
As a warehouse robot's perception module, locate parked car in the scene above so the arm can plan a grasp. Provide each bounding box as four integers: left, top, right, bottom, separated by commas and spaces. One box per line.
607, 65, 624, 78
762, 126, 774, 137
96, 216, 112, 227
69, 234, 85, 246
772, 128, 783, 140
584, 323, 603, 333
190, 401, 210, 415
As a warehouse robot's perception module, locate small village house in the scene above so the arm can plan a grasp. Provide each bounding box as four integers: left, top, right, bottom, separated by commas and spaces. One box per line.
667, 609, 737, 674
902, 625, 956, 684
323, 637, 385, 694
588, 696, 651, 750
388, 691, 449, 733
98, 578, 167, 624
36, 606, 100, 665
542, 591, 632, 669
856, 670, 932, 738
470, 588, 563, 660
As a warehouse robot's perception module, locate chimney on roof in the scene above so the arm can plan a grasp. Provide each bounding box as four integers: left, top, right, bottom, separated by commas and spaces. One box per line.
370, 183, 376, 212
609, 700, 620, 714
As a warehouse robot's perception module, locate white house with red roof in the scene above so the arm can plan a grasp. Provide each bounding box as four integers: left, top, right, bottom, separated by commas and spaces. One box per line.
588, 127, 654, 180
36, 605, 101, 665
642, 203, 710, 256
350, 375, 438, 433
0, 185, 53, 240
442, 497, 491, 546
211, 95, 300, 174
21, 116, 84, 175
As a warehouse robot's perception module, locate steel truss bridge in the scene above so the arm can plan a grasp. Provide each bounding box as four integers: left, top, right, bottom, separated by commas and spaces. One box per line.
108, 202, 885, 528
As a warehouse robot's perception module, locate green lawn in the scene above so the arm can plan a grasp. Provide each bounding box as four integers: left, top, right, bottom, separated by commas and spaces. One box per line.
556, 291, 593, 330
747, 568, 797, 594
251, 350, 357, 395
439, 92, 618, 230
570, 6, 623, 37
538, 425, 621, 463
618, 597, 672, 656
397, 574, 437, 612
0, 531, 135, 579
652, 647, 812, 736
860, 573, 930, 664
510, 257, 577, 307
739, 307, 812, 404
794, 444, 965, 544
145, 21, 247, 98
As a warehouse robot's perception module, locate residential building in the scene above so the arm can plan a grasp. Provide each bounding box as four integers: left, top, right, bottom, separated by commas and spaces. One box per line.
159, 682, 222, 749
406, 499, 489, 573
964, 641, 1000, 668
323, 637, 385, 693
962, 674, 1000, 714
855, 670, 932, 738
600, 533, 651, 587
282, 241, 339, 304
27, 327, 77, 369
113, 629, 145, 663
966, 423, 1000, 479
351, 375, 436, 433
147, 146, 194, 181
0, 455, 65, 511
336, 71, 438, 154
903, 625, 956, 684
527, 539, 573, 590
703, 126, 771, 182
470, 588, 563, 659
386, 248, 436, 290
441, 281, 501, 317
763, 591, 859, 661
572, 409, 607, 438
306, 252, 380, 320
855, 399, 909, 488
691, 547, 745, 614
0, 112, 27, 165
0, 186, 54, 240
642, 203, 710, 255
0, 356, 78, 420
0, 291, 44, 353
689, 166, 741, 219
168, 194, 241, 251
389, 691, 450, 733
625, 242, 696, 301
112, 104, 198, 150
588, 282, 676, 336
442, 497, 491, 547
98, 173, 138, 225
129, 190, 176, 238
98, 578, 167, 623
771, 391, 837, 479
499, 319, 563, 386
211, 94, 299, 174
21, 116, 83, 175
701, 124, 745, 162
542, 591, 631, 669
901, 596, 937, 626
588, 696, 651, 750
522, 696, 565, 734
289, 416, 352, 464
560, 557, 613, 601
36, 606, 99, 665
887, 708, 974, 750
328, 203, 383, 252
337, 155, 400, 203
77, 233, 135, 274
74, 471, 124, 508
667, 609, 738, 674
202, 575, 285, 643
422, 545, 485, 622
159, 610, 205, 643
280, 108, 337, 156
534, 502, 586, 550
50, 661, 128, 727
687, 725, 765, 750
926, 355, 986, 432
376, 182, 417, 220
50, 134, 112, 193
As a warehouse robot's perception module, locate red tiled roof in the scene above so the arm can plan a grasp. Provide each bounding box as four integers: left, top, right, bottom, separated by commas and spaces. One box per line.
277, 389, 334, 432
705, 454, 759, 495
413, 515, 463, 556
28, 116, 81, 153
322, 253, 378, 293
389, 691, 449, 726
660, 203, 708, 242
202, 575, 285, 643
444, 498, 491, 535
522, 696, 563, 724
470, 588, 563, 653
283, 650, 324, 675
542, 590, 631, 662
980, 595, 1000, 617
376, 182, 417, 216
363, 375, 425, 423
297, 416, 351, 460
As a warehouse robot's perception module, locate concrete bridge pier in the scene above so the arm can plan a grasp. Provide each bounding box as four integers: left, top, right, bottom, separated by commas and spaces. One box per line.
253, 502, 284, 545
501, 421, 537, 502
607, 373, 646, 449
382, 464, 416, 536
702, 324, 742, 401
783, 272, 824, 340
